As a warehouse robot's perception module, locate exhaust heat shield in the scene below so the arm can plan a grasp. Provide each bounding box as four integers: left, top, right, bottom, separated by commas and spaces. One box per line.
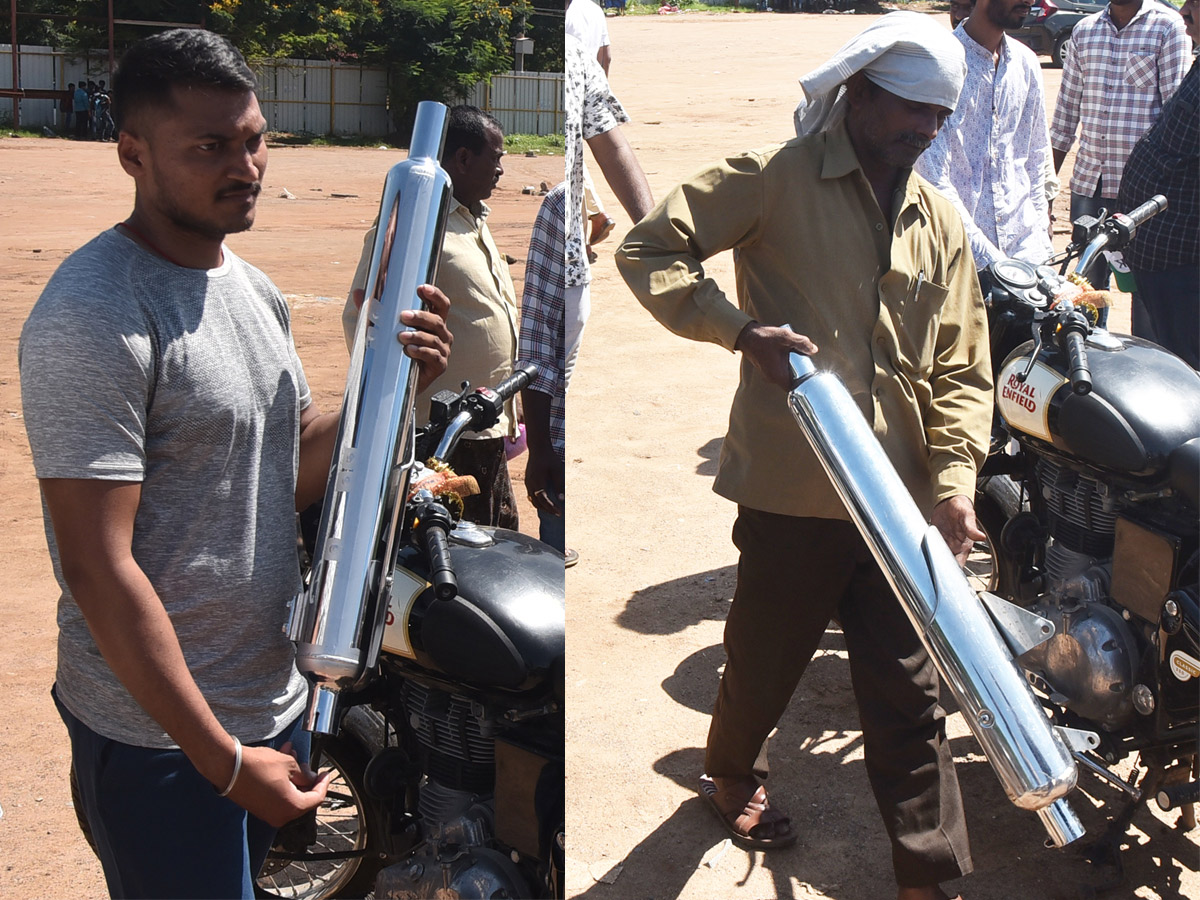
287, 101, 453, 735
787, 351, 1084, 847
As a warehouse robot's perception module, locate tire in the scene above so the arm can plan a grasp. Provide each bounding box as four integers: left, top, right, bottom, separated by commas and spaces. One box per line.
964, 490, 1012, 598
1051, 32, 1071, 69
255, 735, 382, 900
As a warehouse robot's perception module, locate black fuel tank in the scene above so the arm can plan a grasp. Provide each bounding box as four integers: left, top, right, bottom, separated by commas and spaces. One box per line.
998, 336, 1200, 478
386, 528, 564, 692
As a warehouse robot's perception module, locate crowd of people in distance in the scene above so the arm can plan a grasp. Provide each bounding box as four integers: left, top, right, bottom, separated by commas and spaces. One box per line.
59, 79, 116, 141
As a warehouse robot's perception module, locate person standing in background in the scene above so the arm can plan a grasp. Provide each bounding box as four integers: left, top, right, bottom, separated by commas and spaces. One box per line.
950, 0, 972, 28
1116, 0, 1198, 367
566, 0, 619, 253
1050, 0, 1189, 326
916, 0, 1054, 273
518, 184, 569, 556
564, 34, 654, 391
72, 81, 89, 140
343, 106, 522, 530
567, 0, 612, 74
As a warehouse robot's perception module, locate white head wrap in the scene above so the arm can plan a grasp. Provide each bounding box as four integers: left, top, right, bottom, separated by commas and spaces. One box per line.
793, 11, 967, 137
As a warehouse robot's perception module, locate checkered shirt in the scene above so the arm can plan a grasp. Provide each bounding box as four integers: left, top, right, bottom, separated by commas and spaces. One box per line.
1118, 60, 1199, 271
518, 183, 566, 459
1050, 2, 1190, 198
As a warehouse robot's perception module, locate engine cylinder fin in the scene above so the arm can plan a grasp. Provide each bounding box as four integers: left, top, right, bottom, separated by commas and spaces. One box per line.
1037, 459, 1116, 557
401, 682, 497, 794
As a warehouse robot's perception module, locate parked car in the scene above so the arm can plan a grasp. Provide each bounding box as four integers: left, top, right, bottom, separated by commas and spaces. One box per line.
1007, 0, 1105, 67
1007, 0, 1179, 68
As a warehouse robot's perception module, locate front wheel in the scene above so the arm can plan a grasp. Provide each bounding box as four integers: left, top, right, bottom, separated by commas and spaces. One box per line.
255, 734, 381, 900
964, 489, 1015, 598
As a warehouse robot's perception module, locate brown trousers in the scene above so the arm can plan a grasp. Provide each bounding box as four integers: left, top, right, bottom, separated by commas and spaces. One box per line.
451, 437, 518, 531
705, 507, 973, 887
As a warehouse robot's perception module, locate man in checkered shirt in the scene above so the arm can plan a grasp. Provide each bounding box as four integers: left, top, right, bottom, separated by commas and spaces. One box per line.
1050, 0, 1190, 326
518, 184, 568, 554
1117, 0, 1198, 367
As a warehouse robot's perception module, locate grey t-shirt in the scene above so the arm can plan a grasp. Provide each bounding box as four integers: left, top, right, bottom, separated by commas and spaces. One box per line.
19, 229, 310, 748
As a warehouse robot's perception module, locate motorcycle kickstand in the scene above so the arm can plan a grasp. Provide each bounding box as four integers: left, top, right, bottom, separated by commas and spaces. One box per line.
1078, 762, 1162, 896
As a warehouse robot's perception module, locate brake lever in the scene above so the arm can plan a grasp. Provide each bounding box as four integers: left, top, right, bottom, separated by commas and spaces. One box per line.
1018, 312, 1048, 383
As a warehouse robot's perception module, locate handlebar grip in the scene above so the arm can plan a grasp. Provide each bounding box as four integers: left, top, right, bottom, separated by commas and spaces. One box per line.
1123, 195, 1168, 229
493, 363, 538, 400
422, 521, 458, 601
1063, 330, 1092, 396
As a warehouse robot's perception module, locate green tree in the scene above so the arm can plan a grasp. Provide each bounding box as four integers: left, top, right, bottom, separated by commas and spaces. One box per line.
6, 0, 558, 135
524, 2, 563, 73
373, 0, 532, 134
206, 0, 382, 58
4, 0, 211, 54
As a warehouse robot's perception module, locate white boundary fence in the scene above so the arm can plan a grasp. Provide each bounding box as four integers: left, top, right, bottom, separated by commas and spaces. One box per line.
2, 44, 563, 137
253, 58, 392, 136
466, 72, 564, 137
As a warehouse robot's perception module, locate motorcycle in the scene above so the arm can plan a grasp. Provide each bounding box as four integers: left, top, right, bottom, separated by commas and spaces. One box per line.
784, 195, 1196, 879
256, 101, 565, 900
974, 195, 1198, 874
257, 370, 565, 900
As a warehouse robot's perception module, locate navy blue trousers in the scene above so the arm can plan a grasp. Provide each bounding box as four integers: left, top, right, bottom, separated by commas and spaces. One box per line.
56, 687, 309, 900
1131, 263, 1200, 369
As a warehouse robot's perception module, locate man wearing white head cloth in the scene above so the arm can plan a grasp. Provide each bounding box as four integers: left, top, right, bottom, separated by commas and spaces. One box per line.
617, 13, 990, 899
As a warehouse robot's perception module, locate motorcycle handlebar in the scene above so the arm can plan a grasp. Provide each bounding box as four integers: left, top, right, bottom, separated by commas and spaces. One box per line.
1122, 194, 1168, 230
429, 364, 538, 463
493, 363, 538, 401
425, 524, 457, 601
1062, 326, 1092, 396
415, 503, 458, 601
1074, 194, 1168, 276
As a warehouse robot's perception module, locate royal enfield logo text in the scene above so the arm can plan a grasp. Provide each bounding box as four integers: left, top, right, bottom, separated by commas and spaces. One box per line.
1001, 373, 1038, 413
996, 358, 1064, 443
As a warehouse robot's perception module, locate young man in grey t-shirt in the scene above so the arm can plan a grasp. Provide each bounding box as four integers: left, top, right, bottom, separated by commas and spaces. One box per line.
19, 30, 451, 899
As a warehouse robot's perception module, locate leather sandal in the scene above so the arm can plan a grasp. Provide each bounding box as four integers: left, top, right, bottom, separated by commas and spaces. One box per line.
698, 774, 796, 849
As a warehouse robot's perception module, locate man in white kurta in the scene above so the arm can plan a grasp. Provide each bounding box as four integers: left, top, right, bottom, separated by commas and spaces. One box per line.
915, 0, 1054, 270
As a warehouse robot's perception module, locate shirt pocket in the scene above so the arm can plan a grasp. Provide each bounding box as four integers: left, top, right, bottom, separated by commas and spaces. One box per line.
1124, 54, 1158, 91
895, 277, 951, 380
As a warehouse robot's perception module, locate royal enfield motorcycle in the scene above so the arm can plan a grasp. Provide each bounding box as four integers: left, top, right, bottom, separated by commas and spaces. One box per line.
972, 196, 1198, 869
784, 195, 1196, 871
256, 101, 564, 900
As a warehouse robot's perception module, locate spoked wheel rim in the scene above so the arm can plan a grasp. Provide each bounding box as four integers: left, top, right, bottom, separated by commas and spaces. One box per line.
255, 749, 368, 900
963, 531, 1000, 595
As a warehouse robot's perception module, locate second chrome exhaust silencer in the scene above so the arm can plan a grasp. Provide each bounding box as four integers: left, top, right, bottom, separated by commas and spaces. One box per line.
786, 351, 1085, 847
287, 101, 453, 735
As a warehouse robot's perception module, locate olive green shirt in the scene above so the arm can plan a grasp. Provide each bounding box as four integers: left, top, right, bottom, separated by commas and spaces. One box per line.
343, 197, 519, 439
615, 122, 992, 520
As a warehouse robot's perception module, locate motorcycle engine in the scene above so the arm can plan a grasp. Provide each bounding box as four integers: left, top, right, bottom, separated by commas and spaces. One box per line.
1019, 459, 1141, 730
373, 682, 530, 900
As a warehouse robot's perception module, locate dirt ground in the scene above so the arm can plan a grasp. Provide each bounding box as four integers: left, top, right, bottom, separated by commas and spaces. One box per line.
564, 11, 1197, 900
0, 11, 1195, 900
0, 133, 560, 896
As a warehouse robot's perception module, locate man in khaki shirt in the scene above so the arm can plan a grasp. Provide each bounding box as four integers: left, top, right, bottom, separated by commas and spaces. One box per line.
344, 106, 521, 529
617, 14, 989, 900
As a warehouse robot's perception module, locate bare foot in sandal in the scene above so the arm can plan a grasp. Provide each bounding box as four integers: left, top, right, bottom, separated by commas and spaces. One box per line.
698, 774, 796, 848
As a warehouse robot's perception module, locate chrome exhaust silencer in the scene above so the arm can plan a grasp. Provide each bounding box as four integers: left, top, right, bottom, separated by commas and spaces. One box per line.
287, 101, 453, 735
786, 352, 1085, 846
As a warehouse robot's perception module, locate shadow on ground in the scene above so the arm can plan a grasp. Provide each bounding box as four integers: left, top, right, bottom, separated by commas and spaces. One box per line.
582, 609, 1199, 900
615, 565, 737, 637
695, 437, 723, 477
